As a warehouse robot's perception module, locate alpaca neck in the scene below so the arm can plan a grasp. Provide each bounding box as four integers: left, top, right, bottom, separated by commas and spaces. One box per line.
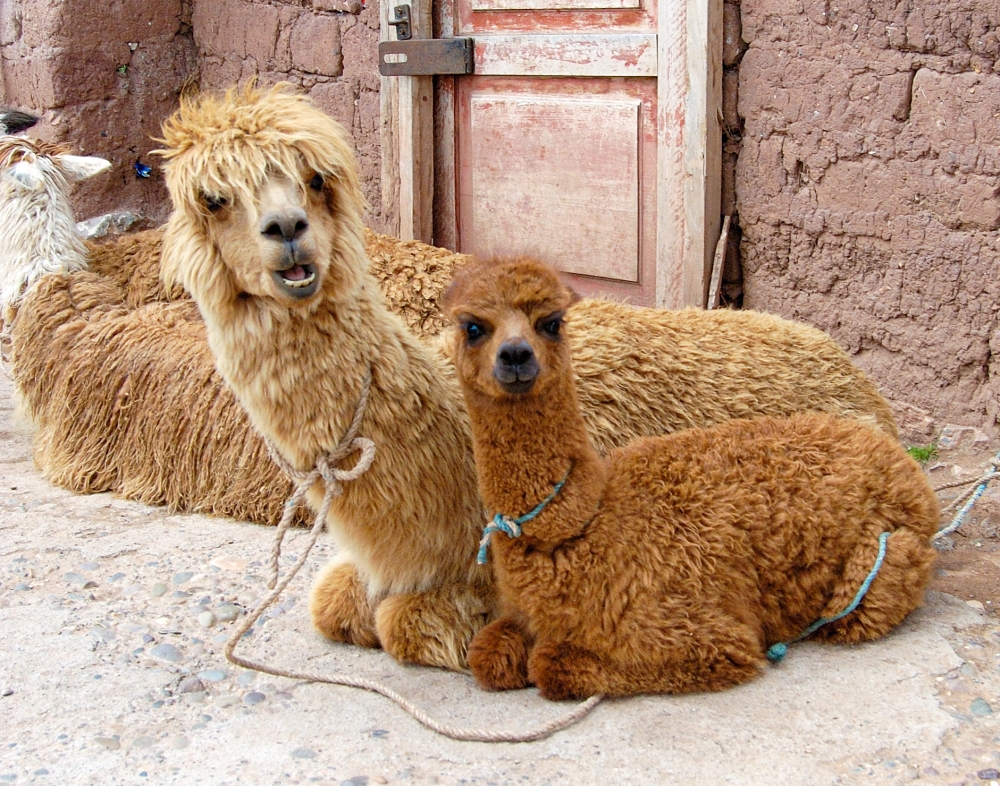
200, 266, 425, 472
465, 377, 607, 549
0, 173, 87, 321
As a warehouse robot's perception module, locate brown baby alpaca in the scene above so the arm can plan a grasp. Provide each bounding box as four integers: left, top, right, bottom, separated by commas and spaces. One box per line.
445, 257, 939, 700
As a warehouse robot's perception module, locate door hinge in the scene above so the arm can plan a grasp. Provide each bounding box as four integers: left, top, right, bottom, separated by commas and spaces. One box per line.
379, 37, 475, 76
387, 4, 412, 40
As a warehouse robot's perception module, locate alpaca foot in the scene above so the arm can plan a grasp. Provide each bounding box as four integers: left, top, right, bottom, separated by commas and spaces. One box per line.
818, 528, 936, 644
376, 583, 495, 672
528, 640, 604, 701
308, 559, 379, 648
468, 617, 530, 691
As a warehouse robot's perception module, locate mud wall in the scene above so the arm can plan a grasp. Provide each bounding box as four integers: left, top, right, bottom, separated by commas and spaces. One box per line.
0, 0, 198, 223
734, 0, 1000, 434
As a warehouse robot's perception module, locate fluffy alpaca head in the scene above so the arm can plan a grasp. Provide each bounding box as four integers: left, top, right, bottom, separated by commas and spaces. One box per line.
444, 256, 580, 399
0, 136, 111, 323
155, 83, 368, 313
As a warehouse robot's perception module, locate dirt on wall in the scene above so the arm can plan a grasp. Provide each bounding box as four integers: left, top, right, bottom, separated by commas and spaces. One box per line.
734, 0, 1000, 434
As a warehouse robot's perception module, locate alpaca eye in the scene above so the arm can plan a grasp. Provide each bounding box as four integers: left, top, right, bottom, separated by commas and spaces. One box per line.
463, 322, 488, 344
204, 194, 228, 213
309, 173, 325, 191
538, 314, 563, 339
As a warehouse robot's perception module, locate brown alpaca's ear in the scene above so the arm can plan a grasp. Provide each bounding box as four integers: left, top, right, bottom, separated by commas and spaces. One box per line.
566, 285, 582, 306
441, 276, 464, 318
442, 257, 487, 317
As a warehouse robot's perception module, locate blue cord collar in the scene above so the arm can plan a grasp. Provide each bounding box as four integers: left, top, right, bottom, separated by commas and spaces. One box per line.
476, 469, 571, 565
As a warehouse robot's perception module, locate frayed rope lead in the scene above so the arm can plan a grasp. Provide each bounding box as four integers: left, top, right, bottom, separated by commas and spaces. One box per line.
477, 470, 571, 565
767, 531, 890, 663
933, 450, 1000, 543
229, 382, 603, 742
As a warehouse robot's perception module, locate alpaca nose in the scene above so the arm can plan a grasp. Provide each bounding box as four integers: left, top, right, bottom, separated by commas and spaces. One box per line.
260, 209, 309, 243
494, 339, 539, 393
498, 340, 534, 368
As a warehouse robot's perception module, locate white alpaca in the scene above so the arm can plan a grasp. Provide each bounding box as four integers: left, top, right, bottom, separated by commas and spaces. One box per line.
0, 137, 110, 322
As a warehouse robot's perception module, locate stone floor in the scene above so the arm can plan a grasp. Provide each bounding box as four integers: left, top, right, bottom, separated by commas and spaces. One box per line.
4, 370, 1000, 786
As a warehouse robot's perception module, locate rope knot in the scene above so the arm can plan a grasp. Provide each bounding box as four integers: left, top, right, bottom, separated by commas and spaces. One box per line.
263, 370, 375, 589
476, 471, 570, 565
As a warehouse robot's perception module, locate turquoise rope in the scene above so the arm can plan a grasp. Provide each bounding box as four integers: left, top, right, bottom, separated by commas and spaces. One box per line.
476, 471, 570, 565
767, 531, 890, 663
935, 450, 1000, 541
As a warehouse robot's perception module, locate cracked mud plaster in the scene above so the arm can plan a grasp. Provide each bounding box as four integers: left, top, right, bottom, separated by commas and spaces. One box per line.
735, 0, 1000, 430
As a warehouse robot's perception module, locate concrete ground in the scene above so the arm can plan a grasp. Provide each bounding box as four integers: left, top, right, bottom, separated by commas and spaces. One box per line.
4, 368, 1000, 786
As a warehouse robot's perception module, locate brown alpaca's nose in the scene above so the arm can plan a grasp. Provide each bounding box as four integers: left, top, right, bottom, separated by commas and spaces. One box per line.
494, 339, 539, 394
260, 209, 309, 242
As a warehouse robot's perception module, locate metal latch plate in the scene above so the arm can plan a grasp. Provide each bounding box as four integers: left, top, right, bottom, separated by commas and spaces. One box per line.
378, 38, 475, 76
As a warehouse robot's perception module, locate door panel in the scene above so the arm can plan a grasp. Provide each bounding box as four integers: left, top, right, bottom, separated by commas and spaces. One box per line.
467, 94, 641, 282
420, 0, 721, 307
474, 34, 657, 76
450, 0, 659, 303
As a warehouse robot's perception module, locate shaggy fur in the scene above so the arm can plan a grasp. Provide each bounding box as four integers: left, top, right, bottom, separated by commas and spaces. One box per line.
0, 137, 110, 322
446, 257, 939, 700
8, 227, 465, 524
2, 137, 458, 525
83, 224, 467, 328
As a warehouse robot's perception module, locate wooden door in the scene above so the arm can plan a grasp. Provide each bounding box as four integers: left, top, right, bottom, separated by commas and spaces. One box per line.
382, 0, 722, 308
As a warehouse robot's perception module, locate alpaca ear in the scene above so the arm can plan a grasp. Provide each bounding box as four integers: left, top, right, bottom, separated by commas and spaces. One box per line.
441, 277, 462, 315
4, 160, 45, 191
0, 109, 39, 135
55, 154, 112, 182
566, 286, 582, 305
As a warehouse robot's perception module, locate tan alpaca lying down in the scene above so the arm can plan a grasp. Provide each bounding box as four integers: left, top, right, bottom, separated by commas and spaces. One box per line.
445, 257, 939, 699
6, 84, 900, 672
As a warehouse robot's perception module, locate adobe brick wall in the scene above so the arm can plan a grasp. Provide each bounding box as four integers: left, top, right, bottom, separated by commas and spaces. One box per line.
0, 0, 197, 223
734, 0, 1000, 435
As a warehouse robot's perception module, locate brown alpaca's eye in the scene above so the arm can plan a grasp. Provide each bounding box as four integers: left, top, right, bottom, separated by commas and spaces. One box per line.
309, 173, 325, 191
462, 321, 488, 345
538, 313, 564, 339
204, 194, 228, 213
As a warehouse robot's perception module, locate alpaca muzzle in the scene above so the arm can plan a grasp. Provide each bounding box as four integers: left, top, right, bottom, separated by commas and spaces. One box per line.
494, 338, 539, 394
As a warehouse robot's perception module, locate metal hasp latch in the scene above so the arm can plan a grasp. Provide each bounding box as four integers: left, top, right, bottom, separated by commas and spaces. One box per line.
379, 4, 474, 77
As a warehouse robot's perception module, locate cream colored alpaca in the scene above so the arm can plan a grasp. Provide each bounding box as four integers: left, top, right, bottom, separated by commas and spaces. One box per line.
1, 135, 465, 527
152, 83, 899, 672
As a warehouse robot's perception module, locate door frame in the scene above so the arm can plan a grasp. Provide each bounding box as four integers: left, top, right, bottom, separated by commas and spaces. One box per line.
379, 0, 722, 309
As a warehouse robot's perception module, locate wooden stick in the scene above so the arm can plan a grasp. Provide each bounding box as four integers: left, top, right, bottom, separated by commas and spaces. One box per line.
707, 214, 732, 310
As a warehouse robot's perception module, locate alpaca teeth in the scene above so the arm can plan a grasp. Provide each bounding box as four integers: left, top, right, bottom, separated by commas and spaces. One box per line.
284, 273, 316, 288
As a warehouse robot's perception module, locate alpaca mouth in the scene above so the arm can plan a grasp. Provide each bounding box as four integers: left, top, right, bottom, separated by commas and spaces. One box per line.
498, 378, 536, 395
272, 263, 318, 299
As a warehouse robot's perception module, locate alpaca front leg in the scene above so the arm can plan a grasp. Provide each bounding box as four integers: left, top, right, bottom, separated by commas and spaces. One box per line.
468, 617, 531, 691
527, 639, 606, 701
308, 557, 379, 648
375, 582, 495, 672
